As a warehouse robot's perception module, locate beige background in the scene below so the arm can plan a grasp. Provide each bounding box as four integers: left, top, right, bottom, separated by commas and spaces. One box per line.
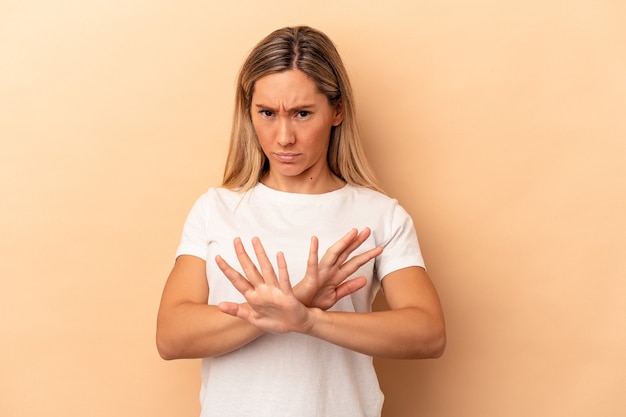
1, 1, 625, 416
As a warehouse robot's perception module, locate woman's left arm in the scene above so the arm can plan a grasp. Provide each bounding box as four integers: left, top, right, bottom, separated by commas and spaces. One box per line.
305, 266, 446, 359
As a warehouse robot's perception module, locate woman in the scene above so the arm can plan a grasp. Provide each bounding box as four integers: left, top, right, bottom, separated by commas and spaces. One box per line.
157, 26, 445, 417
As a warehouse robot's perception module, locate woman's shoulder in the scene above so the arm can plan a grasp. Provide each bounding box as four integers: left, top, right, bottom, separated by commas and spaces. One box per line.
345, 184, 399, 206
197, 185, 246, 198
188, 186, 249, 209
344, 185, 415, 223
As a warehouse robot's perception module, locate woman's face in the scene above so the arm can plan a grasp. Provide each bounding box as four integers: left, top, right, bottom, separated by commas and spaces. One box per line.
250, 69, 343, 189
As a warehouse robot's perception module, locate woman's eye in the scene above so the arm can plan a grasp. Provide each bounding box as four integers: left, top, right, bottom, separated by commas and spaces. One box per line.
296, 111, 310, 118
260, 110, 273, 118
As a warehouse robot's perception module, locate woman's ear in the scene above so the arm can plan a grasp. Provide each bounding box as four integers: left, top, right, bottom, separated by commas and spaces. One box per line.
332, 99, 344, 126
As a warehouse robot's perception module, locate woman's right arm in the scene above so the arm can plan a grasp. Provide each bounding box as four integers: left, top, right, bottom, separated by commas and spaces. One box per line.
156, 255, 264, 360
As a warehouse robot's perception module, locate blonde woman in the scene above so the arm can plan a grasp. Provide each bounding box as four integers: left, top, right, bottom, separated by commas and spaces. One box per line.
157, 26, 445, 417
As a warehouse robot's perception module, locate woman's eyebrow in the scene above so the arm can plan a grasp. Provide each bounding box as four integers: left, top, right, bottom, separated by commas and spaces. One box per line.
253, 103, 317, 112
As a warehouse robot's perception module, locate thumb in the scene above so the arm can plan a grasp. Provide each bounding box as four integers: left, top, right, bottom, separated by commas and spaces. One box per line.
218, 301, 243, 317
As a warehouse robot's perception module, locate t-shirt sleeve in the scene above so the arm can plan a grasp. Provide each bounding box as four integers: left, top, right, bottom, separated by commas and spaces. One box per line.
175, 193, 210, 261
375, 202, 425, 280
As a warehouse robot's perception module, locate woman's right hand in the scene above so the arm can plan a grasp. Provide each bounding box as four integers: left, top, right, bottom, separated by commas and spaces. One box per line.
294, 228, 383, 310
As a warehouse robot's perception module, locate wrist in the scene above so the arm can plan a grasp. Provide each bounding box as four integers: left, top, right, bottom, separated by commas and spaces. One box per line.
293, 281, 315, 307
299, 307, 329, 338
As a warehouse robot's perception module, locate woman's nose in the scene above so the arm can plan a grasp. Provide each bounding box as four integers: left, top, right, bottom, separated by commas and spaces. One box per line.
277, 119, 295, 146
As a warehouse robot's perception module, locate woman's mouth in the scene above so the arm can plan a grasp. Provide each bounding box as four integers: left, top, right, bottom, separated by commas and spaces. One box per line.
273, 152, 301, 162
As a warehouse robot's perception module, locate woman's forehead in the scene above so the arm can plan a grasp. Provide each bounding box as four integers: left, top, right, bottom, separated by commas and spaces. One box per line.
251, 70, 327, 109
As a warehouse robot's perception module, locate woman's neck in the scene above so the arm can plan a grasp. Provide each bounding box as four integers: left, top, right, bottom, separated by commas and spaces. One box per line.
261, 170, 345, 194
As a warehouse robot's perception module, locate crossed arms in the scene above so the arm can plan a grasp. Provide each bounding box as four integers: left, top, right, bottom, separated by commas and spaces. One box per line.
156, 228, 446, 360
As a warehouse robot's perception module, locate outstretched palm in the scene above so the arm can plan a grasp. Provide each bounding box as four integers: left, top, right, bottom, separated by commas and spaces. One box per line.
298, 228, 382, 310
215, 229, 382, 333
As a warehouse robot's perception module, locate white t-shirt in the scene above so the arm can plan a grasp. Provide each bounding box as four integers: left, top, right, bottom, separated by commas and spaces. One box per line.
176, 183, 424, 417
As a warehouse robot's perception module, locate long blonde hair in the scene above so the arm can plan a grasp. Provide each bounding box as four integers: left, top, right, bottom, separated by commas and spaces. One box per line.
222, 26, 381, 192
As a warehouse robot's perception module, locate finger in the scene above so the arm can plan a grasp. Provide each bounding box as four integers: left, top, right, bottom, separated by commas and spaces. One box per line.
320, 227, 375, 272
339, 246, 383, 277
215, 255, 254, 294
276, 251, 293, 294
319, 228, 358, 265
353, 227, 373, 250
304, 236, 319, 276
217, 301, 240, 316
251, 236, 279, 286
218, 301, 253, 322
232, 237, 264, 285
335, 227, 373, 266
322, 246, 382, 289
334, 276, 368, 300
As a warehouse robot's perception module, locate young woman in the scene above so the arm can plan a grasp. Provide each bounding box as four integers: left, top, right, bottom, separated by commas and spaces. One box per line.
157, 26, 446, 417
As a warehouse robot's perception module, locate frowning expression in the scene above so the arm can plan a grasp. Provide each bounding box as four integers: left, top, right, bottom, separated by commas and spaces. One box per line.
250, 69, 343, 185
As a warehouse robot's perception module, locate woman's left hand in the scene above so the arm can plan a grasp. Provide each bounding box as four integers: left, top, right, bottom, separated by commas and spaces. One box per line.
215, 237, 316, 334
296, 228, 382, 310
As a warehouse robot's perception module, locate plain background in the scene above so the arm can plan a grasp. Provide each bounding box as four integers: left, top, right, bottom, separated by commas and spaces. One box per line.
1, 1, 625, 416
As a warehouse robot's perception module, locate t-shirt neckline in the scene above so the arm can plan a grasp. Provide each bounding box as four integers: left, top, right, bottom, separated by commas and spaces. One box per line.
253, 182, 350, 203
